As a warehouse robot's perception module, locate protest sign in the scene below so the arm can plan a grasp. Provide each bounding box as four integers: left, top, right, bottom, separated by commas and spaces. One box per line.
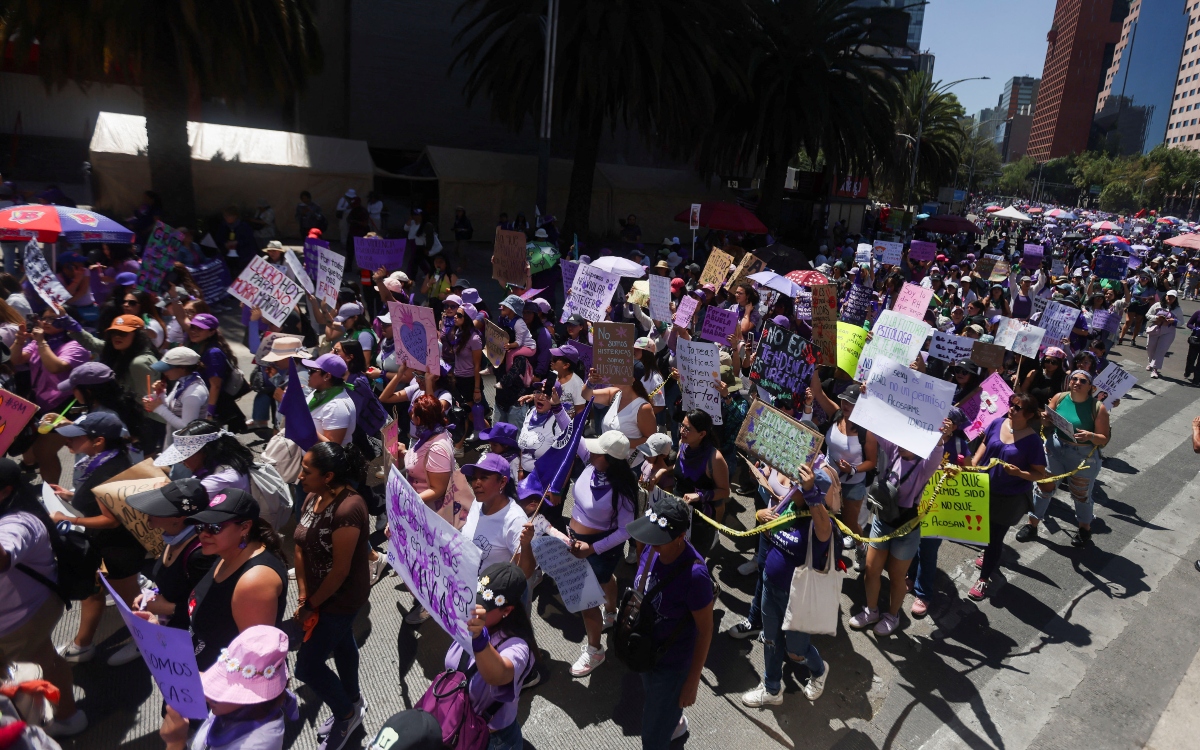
840, 284, 873, 326
136, 221, 184, 294
811, 285, 838, 365
592, 322, 636, 385
1051, 258, 1065, 277
673, 295, 700, 329
314, 244, 345, 310
386, 466, 481, 651
100, 575, 208, 719
573, 341, 594, 374
1093, 254, 1129, 281
388, 302, 439, 373
23, 239, 71, 313
699, 249, 734, 288
484, 319, 508, 368
851, 356, 954, 459
41, 481, 80, 520
993, 317, 1023, 349
1040, 300, 1079, 345
563, 264, 620, 324
284, 247, 314, 294
1094, 363, 1136, 408
530, 536, 607, 613
929, 330, 976, 364
1046, 406, 1077, 439
974, 257, 997, 280
676, 338, 723, 424
919, 471, 990, 545
749, 322, 818, 401
1031, 295, 1049, 320
855, 244, 872, 264
874, 240, 903, 266
854, 310, 931, 382
970, 341, 1006, 370
835, 322, 868, 376
561, 260, 580, 298
689, 203, 701, 230
189, 259, 230, 304
729, 253, 766, 289
735, 400, 824, 481
795, 290, 812, 321
1022, 243, 1044, 269
0, 390, 37, 456
988, 260, 1011, 282
958, 373, 1013, 440
893, 283, 934, 321
227, 255, 305, 328
649, 274, 673, 323
627, 280, 650, 307
908, 240, 937, 262
1089, 309, 1119, 337
699, 305, 738, 344
492, 229, 529, 287
1011, 324, 1046, 358
354, 236, 406, 272
92, 459, 170, 556
303, 237, 326, 284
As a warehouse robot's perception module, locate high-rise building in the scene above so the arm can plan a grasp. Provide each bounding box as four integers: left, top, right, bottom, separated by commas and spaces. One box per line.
1027, 0, 1128, 161
1166, 4, 1200, 149
849, 0, 924, 51
975, 107, 1004, 142
999, 76, 1041, 119
1095, 1, 1186, 155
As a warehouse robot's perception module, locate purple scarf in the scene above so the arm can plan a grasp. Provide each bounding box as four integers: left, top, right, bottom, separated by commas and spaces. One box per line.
677, 443, 712, 482
204, 691, 298, 748
413, 423, 447, 452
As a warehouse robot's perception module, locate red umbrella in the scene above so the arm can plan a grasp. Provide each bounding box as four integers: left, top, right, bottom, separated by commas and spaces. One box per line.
985, 205, 1002, 212
913, 215, 982, 235
786, 270, 829, 286
673, 201, 768, 234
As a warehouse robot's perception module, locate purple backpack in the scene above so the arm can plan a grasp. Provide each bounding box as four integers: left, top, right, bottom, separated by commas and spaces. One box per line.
415, 648, 506, 750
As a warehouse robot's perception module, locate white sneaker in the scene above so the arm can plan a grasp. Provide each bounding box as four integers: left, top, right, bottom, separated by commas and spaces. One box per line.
842, 535, 855, 550
569, 644, 605, 677
737, 558, 759, 576
803, 661, 830, 701
287, 567, 296, 581
58, 642, 95, 664
45, 709, 88, 738
740, 683, 783, 707
106, 640, 141, 666
601, 607, 616, 631
404, 604, 431, 626
671, 714, 689, 740
624, 543, 638, 565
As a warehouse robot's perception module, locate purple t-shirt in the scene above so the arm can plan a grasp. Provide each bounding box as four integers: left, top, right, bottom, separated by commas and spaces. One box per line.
0, 510, 56, 634
763, 488, 830, 590
444, 632, 531, 731
453, 332, 483, 378
24, 339, 90, 409
198, 345, 230, 381
982, 419, 1047, 495
632, 543, 713, 670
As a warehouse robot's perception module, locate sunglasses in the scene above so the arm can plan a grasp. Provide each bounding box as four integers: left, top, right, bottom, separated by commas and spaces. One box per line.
195, 521, 234, 535
454, 313, 466, 319
1069, 376, 1090, 384
122, 298, 139, 306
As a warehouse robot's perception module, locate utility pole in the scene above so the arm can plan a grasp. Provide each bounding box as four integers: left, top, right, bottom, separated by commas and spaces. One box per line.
535, 0, 559, 218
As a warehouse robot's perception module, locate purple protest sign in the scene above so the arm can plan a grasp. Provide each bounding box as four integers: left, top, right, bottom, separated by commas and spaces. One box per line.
303, 237, 327, 287
573, 341, 594, 374
958, 373, 1013, 441
839, 284, 873, 326
674, 296, 700, 328
908, 240, 937, 262
892, 283, 933, 321
699, 305, 739, 343
353, 236, 406, 271
1022, 243, 1044, 270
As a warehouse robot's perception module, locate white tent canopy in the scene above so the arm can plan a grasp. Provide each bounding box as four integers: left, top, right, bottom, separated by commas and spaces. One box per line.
993, 206, 1032, 222
88, 112, 374, 237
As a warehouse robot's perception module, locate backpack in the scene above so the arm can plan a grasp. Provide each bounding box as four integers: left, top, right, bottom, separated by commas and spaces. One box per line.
248, 462, 294, 531
223, 358, 250, 398
7, 491, 100, 606
416, 642, 518, 750
612, 552, 697, 673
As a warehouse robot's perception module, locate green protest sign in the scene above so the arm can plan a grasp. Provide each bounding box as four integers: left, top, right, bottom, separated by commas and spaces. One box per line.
919, 470, 990, 545
735, 400, 824, 482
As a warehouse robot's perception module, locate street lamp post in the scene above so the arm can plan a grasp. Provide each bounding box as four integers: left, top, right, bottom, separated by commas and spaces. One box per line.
905, 75, 989, 216
535, 0, 560, 218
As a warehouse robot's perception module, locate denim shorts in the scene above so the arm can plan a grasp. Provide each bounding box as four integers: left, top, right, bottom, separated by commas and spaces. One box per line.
868, 514, 921, 561
574, 529, 621, 582
843, 480, 868, 503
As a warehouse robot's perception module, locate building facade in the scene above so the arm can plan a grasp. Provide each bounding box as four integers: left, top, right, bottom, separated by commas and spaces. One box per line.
999, 76, 1041, 119
1166, 3, 1200, 148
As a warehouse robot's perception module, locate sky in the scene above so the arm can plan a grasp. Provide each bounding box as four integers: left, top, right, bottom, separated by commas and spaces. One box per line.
920, 0, 1057, 118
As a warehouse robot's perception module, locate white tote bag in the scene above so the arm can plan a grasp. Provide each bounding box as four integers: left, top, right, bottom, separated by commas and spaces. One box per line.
781, 521, 844, 636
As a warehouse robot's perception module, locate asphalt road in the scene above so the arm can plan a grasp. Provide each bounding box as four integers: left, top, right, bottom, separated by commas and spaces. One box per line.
45, 293, 1200, 750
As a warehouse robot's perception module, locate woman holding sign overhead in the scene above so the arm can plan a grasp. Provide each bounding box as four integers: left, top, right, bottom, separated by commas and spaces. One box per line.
809, 375, 877, 569
582, 361, 656, 466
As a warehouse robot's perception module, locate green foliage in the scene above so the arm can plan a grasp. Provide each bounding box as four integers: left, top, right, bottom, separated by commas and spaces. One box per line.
876, 72, 966, 204
997, 156, 1037, 196
1099, 181, 1137, 213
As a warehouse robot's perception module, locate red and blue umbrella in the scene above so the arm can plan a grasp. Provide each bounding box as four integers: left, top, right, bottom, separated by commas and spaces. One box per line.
1091, 234, 1130, 248
0, 205, 134, 243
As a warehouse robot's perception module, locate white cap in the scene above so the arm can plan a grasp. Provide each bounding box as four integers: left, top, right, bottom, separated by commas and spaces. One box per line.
583, 430, 631, 461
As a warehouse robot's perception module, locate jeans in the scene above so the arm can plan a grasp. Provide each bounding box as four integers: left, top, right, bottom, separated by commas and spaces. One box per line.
487, 721, 522, 750
760, 574, 823, 695
745, 534, 769, 629
639, 665, 690, 750
908, 537, 943, 601
294, 611, 361, 719
1186, 338, 1200, 380
1031, 432, 1102, 526
494, 403, 527, 429
252, 392, 275, 423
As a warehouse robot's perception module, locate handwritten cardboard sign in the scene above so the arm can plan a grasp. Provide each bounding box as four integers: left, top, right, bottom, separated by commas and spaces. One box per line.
1022, 243, 1044, 270
735, 400, 824, 481
840, 284, 873, 326
974, 257, 997, 280
855, 310, 931, 382
970, 341, 1006, 370
929, 330, 975, 364
811, 285, 838, 365
303, 237, 325, 286
699, 249, 734, 288
100, 575, 208, 719
648, 274, 673, 323
560, 260, 580, 299
673, 296, 700, 329
988, 260, 1011, 282
354, 236, 406, 272
563, 264, 620, 324
314, 244, 345, 310
1040, 301, 1079, 345
627, 279, 650, 307
284, 247, 314, 295
530, 536, 606, 613
728, 253, 766, 289
227, 255, 305, 327
1093, 254, 1129, 281
23, 240, 71, 313
919, 470, 990, 545
874, 241, 904, 266
92, 459, 170, 556
388, 301, 439, 373
592, 322, 635, 385
0, 390, 37, 456
386, 466, 481, 651
699, 305, 738, 344
749, 322, 818, 401
1089, 309, 1120, 336
855, 244, 872, 264
1011, 323, 1046, 358
958, 372, 1013, 440
908, 240, 937, 262
893, 283, 933, 321
492, 229, 529, 287
676, 338, 723, 424
484, 319, 508, 368
851, 356, 954, 459
136, 221, 184, 294
835, 322, 868, 377
1094, 363, 1136, 407
795, 290, 812, 321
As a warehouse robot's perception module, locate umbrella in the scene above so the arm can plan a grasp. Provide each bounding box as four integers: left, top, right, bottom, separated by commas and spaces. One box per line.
1165, 233, 1200, 251
1130, 244, 1151, 256
1157, 216, 1181, 224
1057, 211, 1078, 221
1046, 208, 1066, 217
587, 256, 647, 278
0, 205, 134, 243
913, 215, 983, 235
673, 201, 769, 234
748, 271, 800, 297
993, 206, 1032, 222
1062, 231, 1086, 240
786, 270, 829, 286
1092, 220, 1119, 231
985, 205, 1002, 212
1028, 207, 1044, 214
1091, 234, 1129, 248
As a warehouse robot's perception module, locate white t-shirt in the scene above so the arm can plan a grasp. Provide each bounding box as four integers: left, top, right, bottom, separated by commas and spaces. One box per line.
642, 371, 665, 407
461, 498, 528, 573
558, 373, 585, 411
310, 389, 357, 445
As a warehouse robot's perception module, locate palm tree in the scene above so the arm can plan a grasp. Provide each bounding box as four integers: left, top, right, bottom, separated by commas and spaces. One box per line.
881, 72, 966, 205
452, 0, 741, 241
0, 0, 322, 224
694, 0, 904, 232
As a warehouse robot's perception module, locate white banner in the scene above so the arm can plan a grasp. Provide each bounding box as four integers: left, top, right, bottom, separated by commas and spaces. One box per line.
227, 255, 305, 327
1094, 363, 1136, 408
284, 247, 314, 295
929, 330, 975, 364
676, 338, 723, 424
851, 356, 954, 459
648, 274, 673, 323
314, 245, 345, 310
562, 264, 620, 324
23, 240, 71, 313
855, 310, 931, 381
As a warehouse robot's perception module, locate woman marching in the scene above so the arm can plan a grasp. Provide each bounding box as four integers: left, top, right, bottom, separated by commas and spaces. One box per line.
672, 410, 731, 560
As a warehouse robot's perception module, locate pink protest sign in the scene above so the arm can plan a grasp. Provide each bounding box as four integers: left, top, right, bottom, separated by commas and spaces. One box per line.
958, 373, 1013, 441
674, 296, 700, 329
0, 390, 36, 456
892, 283, 933, 321
388, 301, 439, 373
699, 305, 739, 343
908, 240, 937, 262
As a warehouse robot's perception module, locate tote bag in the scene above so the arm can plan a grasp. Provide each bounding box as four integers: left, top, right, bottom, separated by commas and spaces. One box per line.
781, 521, 844, 636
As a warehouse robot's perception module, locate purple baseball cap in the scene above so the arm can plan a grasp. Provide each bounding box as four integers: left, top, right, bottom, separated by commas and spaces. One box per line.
462, 452, 512, 478
550, 344, 580, 362
189, 313, 220, 330
56, 361, 116, 392
300, 352, 348, 379
114, 272, 138, 286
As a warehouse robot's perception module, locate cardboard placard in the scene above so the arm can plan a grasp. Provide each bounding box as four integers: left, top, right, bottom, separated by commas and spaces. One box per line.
1011, 324, 1046, 358
835, 322, 868, 377
492, 229, 529, 287
23, 240, 70, 313
811, 285, 838, 365
592, 322, 636, 385
484, 319, 508, 368
970, 341, 1006, 370
974, 257, 997, 280
1040, 301, 1079, 345
530, 536, 607, 613
855, 310, 931, 382
735, 400, 825, 481
387, 301, 440, 373
699, 249, 734, 288
840, 284, 873, 326
560, 260, 580, 298
676, 338, 723, 424
908, 240, 937, 262
284, 247, 314, 295
919, 470, 990, 545
874, 241, 904, 266
136, 221, 184, 294
562, 264, 620, 324
1022, 243, 1044, 269
303, 237, 326, 285
699, 305, 739, 344
314, 244, 345, 310
855, 244, 872, 264
689, 203, 701, 230
929, 330, 975, 364
92, 459, 170, 556
648, 274, 673, 323
673, 296, 700, 329
728, 253, 766, 289
1093, 254, 1129, 281
988, 261, 1011, 282
227, 255, 305, 328
1094, 363, 1136, 407
1046, 404, 1077, 438
749, 322, 818, 400
0, 390, 37, 456
354, 236, 406, 272
627, 279, 651, 307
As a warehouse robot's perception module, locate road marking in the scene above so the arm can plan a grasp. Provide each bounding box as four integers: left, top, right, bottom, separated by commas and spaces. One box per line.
1146, 645, 1200, 749
920, 469, 1200, 750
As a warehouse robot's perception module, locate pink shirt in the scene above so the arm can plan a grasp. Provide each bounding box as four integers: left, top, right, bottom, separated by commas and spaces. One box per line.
24, 339, 90, 408
404, 432, 454, 495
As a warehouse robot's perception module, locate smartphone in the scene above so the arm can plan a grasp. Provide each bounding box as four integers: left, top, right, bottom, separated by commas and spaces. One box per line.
543, 371, 558, 395
745, 331, 757, 347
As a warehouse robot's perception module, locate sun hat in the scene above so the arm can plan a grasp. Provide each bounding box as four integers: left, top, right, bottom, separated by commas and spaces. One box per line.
476, 562, 527, 612
583, 430, 631, 460
154, 427, 234, 466
55, 411, 128, 440
477, 422, 519, 448
264, 240, 284, 252
127, 477, 209, 518
151, 346, 203, 371
201, 625, 289, 705
654, 260, 670, 270
666, 251, 684, 269
461, 303, 483, 322
534, 228, 548, 239
636, 432, 673, 458
257, 336, 308, 363
188, 487, 260, 524
383, 271, 410, 293
56, 362, 115, 392
461, 452, 513, 478
499, 295, 525, 316
189, 313, 219, 330
114, 271, 138, 286
625, 494, 690, 546
108, 314, 145, 333
460, 288, 482, 305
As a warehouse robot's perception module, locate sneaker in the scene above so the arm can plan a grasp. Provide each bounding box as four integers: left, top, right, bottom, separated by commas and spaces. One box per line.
601, 607, 616, 631
671, 714, 689, 740
369, 555, 391, 586
842, 535, 855, 550
1015, 523, 1038, 543
523, 664, 544, 690
624, 543, 638, 565
453, 445, 465, 458
968, 579, 989, 601
288, 567, 297, 581
58, 642, 95, 664
853, 545, 866, 572
247, 420, 270, 430
569, 644, 605, 677
727, 618, 761, 640
873, 612, 901, 636
737, 558, 759, 576
848, 608, 880, 630
318, 711, 358, 750
802, 662, 830, 701
107, 640, 141, 666
1146, 363, 1153, 371
740, 683, 784, 707
1151, 369, 1160, 379
974, 554, 984, 570
44, 709, 88, 738
1072, 527, 1093, 548
910, 597, 929, 618
317, 696, 367, 739
403, 604, 431, 626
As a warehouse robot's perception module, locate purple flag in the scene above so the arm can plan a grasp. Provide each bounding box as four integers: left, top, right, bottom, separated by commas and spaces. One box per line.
281, 359, 318, 451
517, 399, 593, 504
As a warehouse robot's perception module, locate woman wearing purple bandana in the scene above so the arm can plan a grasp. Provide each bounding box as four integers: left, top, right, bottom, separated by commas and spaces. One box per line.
674, 409, 731, 558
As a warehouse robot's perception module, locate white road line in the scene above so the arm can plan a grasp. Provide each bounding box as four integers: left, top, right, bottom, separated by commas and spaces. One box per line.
920, 469, 1200, 750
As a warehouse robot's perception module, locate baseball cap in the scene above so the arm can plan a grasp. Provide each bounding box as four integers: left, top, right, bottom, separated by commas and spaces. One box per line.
300, 352, 349, 379
189, 313, 220, 330
670, 278, 685, 294
476, 562, 527, 612
626, 494, 690, 546
564, 313, 586, 327
334, 302, 364, 322
55, 411, 128, 440
188, 488, 260, 524
550, 344, 580, 363
461, 452, 513, 478
56, 361, 116, 392
583, 430, 632, 461
636, 432, 673, 458
108, 314, 145, 333
477, 422, 519, 447
114, 272, 138, 286
126, 477, 209, 518
451, 278, 468, 290
151, 346, 203, 371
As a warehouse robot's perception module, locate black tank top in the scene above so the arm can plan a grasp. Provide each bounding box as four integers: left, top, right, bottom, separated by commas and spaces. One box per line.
188, 551, 288, 671
673, 447, 716, 496
151, 536, 215, 631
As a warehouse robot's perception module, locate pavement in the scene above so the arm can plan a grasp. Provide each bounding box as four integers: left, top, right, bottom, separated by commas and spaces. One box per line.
42, 291, 1200, 750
